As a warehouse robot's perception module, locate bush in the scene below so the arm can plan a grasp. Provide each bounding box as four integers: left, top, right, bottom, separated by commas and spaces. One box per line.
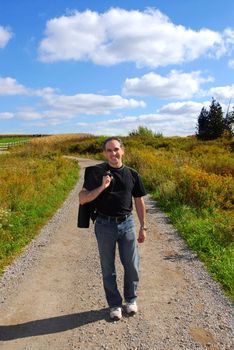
175, 166, 233, 210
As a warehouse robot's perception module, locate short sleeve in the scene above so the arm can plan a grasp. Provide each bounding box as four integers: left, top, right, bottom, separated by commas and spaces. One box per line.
132, 173, 147, 197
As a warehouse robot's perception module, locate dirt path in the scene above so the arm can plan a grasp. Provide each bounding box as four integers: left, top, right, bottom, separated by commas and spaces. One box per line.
0, 158, 233, 350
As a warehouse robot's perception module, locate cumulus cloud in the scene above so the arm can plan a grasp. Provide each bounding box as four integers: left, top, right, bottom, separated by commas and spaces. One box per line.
42, 91, 145, 115
0, 77, 58, 97
218, 28, 234, 57
0, 77, 28, 95
123, 70, 213, 98
158, 101, 210, 115
16, 107, 44, 121
38, 8, 226, 67
0, 26, 12, 49
0, 77, 145, 121
209, 84, 234, 100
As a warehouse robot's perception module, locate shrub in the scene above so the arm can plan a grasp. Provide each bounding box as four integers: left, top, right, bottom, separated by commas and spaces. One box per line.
176, 166, 233, 210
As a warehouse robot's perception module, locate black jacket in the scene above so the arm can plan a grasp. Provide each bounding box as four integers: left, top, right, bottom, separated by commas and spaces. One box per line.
77, 162, 108, 228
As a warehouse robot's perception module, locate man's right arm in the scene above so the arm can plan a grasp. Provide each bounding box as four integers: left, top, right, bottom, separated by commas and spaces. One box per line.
79, 174, 112, 205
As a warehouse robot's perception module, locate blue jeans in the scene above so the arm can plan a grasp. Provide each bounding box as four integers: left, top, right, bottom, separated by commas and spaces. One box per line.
94, 214, 139, 308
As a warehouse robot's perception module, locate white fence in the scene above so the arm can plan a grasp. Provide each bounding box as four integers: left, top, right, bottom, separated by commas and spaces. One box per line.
0, 140, 30, 149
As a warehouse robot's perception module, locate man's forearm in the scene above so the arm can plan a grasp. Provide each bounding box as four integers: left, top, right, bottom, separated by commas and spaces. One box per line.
79, 174, 113, 205
134, 197, 146, 227
79, 185, 105, 205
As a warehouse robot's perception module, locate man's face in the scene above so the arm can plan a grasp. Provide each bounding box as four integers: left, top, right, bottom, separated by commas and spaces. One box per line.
103, 140, 124, 168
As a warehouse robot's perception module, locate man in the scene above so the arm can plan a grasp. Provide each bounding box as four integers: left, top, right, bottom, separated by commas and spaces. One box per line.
79, 137, 147, 321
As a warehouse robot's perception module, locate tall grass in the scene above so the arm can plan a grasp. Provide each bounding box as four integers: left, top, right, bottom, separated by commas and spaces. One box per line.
0, 135, 81, 273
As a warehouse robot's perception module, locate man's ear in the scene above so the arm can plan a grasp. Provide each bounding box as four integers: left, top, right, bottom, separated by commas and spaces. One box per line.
103, 150, 107, 158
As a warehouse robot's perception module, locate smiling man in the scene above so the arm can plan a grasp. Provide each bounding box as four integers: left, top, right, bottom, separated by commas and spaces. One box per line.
79, 137, 147, 321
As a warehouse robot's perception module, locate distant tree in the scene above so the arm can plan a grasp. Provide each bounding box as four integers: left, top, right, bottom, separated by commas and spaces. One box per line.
196, 98, 233, 140
208, 98, 224, 139
129, 125, 163, 138
224, 106, 234, 137
196, 107, 210, 140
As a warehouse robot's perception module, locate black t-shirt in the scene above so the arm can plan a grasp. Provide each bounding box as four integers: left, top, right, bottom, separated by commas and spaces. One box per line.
83, 163, 146, 216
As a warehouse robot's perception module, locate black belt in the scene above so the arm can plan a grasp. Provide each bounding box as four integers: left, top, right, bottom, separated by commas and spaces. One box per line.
97, 212, 131, 224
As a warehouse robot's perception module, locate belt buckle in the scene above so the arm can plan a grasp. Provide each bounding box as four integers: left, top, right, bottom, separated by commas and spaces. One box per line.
116, 215, 126, 223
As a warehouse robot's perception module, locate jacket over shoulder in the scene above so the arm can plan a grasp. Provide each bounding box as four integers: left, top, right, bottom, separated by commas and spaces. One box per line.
77, 162, 108, 228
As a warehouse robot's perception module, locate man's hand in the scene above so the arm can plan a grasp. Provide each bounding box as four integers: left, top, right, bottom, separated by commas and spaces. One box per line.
137, 228, 146, 243
79, 174, 112, 205
102, 174, 113, 189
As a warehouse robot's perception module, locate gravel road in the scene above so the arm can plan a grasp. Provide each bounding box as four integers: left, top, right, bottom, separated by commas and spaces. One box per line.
0, 157, 233, 350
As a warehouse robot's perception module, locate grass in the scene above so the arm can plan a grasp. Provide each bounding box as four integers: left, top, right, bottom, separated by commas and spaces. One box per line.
0, 138, 80, 274
154, 201, 234, 300
0, 137, 31, 143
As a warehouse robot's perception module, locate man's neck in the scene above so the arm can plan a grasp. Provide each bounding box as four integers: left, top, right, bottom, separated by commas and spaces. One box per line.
108, 161, 123, 169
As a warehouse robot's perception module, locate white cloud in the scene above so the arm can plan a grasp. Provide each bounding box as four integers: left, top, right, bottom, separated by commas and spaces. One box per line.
209, 84, 234, 100
42, 92, 145, 115
228, 59, 234, 68
0, 26, 12, 49
0, 77, 145, 120
123, 70, 213, 98
16, 107, 44, 120
38, 8, 225, 67
0, 77, 28, 95
219, 28, 234, 57
158, 101, 210, 115
0, 112, 14, 120
0, 77, 58, 97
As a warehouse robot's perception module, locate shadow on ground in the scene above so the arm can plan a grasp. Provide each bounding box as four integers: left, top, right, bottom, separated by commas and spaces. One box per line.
163, 250, 199, 262
0, 308, 109, 341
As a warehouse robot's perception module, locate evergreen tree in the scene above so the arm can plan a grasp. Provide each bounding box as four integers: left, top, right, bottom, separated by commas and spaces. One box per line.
196, 98, 232, 140
224, 107, 234, 137
207, 98, 225, 139
196, 107, 209, 140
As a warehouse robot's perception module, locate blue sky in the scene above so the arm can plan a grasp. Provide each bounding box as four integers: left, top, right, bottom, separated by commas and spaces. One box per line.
0, 0, 234, 136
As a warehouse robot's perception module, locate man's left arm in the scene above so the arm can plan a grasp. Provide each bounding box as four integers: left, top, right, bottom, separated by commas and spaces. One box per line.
134, 197, 147, 243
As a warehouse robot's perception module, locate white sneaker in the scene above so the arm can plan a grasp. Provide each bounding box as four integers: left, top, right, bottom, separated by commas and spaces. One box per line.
110, 307, 122, 321
125, 301, 138, 316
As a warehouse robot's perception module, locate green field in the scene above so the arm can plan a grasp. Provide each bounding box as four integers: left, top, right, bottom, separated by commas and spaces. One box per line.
0, 137, 31, 144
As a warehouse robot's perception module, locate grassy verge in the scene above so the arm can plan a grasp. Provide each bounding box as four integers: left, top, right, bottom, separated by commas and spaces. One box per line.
0, 151, 79, 274
153, 200, 234, 301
